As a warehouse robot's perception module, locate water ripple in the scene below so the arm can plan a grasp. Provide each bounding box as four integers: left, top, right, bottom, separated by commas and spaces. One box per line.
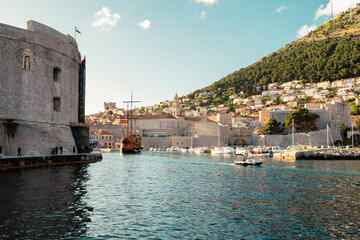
1, 153, 360, 239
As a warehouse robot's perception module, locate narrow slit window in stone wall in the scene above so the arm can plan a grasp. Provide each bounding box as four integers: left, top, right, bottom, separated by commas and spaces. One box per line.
53, 68, 61, 82
53, 97, 61, 112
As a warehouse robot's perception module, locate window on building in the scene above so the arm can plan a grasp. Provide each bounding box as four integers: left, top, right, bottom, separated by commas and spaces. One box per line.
102, 136, 104, 139
109, 136, 111, 139
53, 97, 61, 112
53, 68, 61, 82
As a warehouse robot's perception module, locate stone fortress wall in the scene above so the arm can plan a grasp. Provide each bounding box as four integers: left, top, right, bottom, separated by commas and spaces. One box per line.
0, 21, 82, 156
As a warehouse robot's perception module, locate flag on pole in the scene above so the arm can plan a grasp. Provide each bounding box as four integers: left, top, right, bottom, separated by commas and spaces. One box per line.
75, 26, 81, 34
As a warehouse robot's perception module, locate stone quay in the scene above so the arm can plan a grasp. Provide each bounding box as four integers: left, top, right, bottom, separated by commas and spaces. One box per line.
273, 149, 360, 160
0, 153, 102, 171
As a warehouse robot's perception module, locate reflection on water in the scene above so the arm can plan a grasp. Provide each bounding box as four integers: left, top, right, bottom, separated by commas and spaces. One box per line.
1, 152, 360, 239
0, 165, 91, 239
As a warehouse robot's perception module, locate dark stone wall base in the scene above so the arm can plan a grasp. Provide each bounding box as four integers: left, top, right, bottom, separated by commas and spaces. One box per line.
0, 153, 102, 171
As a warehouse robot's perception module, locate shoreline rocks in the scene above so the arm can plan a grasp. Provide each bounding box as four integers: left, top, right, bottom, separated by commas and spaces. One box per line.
273, 149, 360, 160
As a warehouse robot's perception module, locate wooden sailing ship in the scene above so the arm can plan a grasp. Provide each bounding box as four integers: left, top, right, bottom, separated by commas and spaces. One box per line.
121, 93, 141, 154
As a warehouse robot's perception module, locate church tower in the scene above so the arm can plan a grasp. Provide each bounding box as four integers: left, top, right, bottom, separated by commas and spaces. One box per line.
172, 93, 180, 117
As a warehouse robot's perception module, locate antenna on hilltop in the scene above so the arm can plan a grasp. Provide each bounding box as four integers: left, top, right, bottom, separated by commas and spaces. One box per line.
350, 7, 353, 20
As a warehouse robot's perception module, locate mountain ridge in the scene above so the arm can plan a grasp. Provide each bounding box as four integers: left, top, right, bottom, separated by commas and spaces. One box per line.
188, 5, 360, 104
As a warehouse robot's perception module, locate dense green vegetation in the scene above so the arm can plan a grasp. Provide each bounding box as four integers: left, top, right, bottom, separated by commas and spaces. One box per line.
260, 118, 283, 135
188, 7, 360, 104
201, 38, 360, 100
284, 107, 319, 132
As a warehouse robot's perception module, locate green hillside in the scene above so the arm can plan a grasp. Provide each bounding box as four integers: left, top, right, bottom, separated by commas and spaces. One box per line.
192, 6, 360, 104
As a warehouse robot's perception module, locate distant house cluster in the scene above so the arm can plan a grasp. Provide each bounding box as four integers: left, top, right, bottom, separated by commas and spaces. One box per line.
86, 77, 357, 148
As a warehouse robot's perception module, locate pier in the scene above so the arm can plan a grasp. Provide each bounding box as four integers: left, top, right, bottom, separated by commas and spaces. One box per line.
273, 149, 360, 160
0, 153, 102, 171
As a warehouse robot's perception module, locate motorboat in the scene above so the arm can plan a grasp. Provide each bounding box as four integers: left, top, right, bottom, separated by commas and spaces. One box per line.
211, 147, 224, 154
181, 148, 189, 153
270, 146, 283, 153
248, 147, 271, 157
235, 147, 248, 156
234, 158, 262, 166
223, 147, 234, 154
194, 147, 205, 154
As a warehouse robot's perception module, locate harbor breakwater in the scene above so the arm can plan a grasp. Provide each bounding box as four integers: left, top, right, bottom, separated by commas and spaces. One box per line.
273, 149, 360, 160
0, 153, 102, 171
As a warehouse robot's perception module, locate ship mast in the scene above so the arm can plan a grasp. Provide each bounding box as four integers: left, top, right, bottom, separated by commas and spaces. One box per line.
123, 91, 141, 136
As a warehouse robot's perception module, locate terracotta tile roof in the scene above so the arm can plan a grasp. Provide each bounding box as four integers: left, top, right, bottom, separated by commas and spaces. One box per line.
183, 116, 206, 121
92, 130, 114, 135
137, 113, 177, 120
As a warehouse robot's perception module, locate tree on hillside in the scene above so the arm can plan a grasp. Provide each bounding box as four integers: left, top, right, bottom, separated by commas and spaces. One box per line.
260, 118, 283, 135
338, 123, 348, 144
350, 103, 360, 115
355, 116, 360, 128
284, 107, 319, 132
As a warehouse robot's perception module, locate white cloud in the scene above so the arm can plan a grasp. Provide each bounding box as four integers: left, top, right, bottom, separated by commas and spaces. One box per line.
92, 7, 121, 28
314, 0, 360, 20
198, 10, 207, 19
296, 24, 317, 38
275, 6, 287, 14
137, 19, 151, 29
195, 0, 217, 6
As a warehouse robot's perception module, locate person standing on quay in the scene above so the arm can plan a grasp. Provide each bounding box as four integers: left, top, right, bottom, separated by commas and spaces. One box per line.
17, 147, 21, 157
55, 146, 58, 155
0, 145, 2, 157
59, 145, 63, 155
73, 145, 76, 154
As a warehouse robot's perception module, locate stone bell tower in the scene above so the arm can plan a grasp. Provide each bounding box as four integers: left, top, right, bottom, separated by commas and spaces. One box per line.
172, 93, 180, 117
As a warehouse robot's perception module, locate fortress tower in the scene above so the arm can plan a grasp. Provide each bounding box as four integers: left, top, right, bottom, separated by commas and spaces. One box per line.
0, 20, 87, 156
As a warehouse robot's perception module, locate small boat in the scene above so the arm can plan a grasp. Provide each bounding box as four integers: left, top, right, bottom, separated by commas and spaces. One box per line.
204, 148, 211, 153
235, 147, 248, 156
211, 147, 224, 154
270, 146, 283, 153
248, 147, 271, 157
223, 147, 234, 154
234, 158, 262, 166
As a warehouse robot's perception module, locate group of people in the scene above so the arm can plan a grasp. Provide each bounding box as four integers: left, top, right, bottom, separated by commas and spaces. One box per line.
76, 145, 93, 153
0, 144, 93, 157
51, 145, 63, 155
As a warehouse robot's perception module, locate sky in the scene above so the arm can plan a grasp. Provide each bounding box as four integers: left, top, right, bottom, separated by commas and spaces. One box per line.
1, 0, 359, 114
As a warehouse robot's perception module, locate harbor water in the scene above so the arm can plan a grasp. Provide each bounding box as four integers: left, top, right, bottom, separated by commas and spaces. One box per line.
1, 152, 360, 239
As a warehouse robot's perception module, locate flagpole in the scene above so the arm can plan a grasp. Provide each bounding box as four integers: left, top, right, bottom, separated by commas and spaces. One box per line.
75, 27, 76, 41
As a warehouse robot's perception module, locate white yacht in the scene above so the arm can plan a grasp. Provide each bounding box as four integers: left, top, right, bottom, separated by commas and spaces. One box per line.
211, 147, 224, 154
223, 147, 234, 154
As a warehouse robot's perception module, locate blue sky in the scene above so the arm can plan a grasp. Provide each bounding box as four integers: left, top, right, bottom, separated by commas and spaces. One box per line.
0, 0, 359, 114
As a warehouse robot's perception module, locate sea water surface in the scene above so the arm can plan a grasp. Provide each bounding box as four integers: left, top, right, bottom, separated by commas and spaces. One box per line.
1, 152, 360, 239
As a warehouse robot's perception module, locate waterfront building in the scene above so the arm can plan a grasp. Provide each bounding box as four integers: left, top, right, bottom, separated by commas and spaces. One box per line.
260, 101, 352, 129
89, 130, 116, 149
0, 21, 87, 156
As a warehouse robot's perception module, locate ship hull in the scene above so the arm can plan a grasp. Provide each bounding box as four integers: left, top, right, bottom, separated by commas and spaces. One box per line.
121, 148, 141, 154
120, 134, 141, 155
